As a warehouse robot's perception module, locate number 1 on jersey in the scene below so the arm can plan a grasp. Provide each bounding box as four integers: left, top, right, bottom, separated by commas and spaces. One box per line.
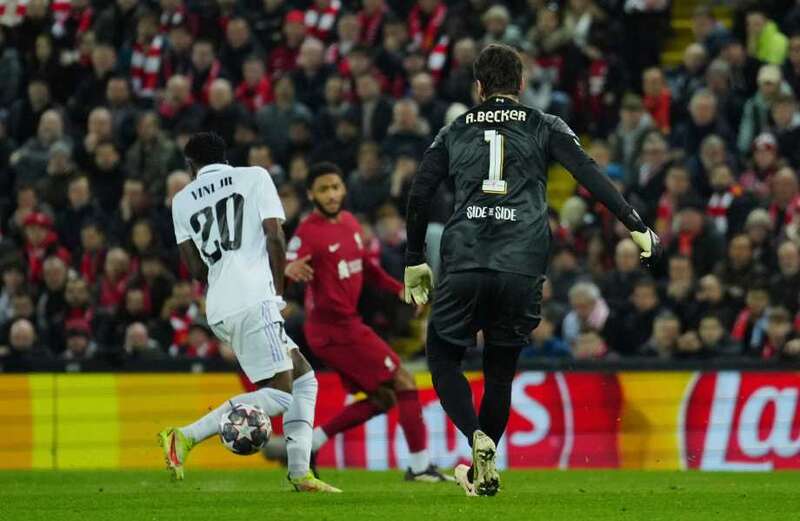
482, 129, 507, 194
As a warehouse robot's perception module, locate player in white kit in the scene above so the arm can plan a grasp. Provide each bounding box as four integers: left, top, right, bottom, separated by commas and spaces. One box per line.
158, 133, 340, 492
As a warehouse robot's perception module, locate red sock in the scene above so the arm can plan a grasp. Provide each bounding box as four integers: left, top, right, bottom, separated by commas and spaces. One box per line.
322, 399, 382, 437
397, 389, 427, 453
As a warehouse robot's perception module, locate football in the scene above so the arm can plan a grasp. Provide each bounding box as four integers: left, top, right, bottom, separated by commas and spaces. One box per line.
219, 404, 272, 455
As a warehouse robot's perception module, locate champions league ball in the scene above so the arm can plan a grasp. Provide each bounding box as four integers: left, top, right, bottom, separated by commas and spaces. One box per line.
219, 403, 272, 455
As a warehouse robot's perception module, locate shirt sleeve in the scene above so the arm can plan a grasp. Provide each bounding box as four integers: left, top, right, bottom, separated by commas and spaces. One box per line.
548, 117, 646, 233
405, 125, 450, 266
171, 197, 191, 244
254, 168, 286, 223
286, 224, 313, 262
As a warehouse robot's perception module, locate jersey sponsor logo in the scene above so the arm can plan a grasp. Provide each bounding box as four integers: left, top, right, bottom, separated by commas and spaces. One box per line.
465, 109, 527, 125
328, 243, 340, 253
465, 205, 518, 222
337, 258, 363, 279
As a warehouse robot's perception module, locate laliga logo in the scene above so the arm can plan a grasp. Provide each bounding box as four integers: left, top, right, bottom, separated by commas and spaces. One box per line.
682, 372, 800, 470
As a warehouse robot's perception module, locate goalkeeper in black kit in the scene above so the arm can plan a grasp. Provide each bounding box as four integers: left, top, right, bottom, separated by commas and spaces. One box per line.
403, 44, 661, 497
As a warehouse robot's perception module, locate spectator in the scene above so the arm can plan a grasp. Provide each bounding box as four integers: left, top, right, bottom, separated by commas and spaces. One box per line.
125, 112, 183, 200
354, 74, 393, 143
731, 282, 771, 356
719, 37, 761, 99
0, 261, 25, 326
714, 234, 767, 308
159, 280, 200, 354
770, 241, 800, 315
769, 93, 800, 168
22, 212, 71, 286
382, 98, 429, 161
668, 43, 708, 117
522, 309, 570, 359
691, 274, 736, 329
705, 58, 744, 132
348, 141, 390, 216
740, 132, 782, 198
562, 281, 610, 349
188, 39, 226, 105
607, 277, 663, 356
61, 318, 96, 360
87, 141, 125, 216
640, 311, 681, 358
610, 93, 653, 180
480, 5, 525, 50
11, 110, 67, 189
410, 71, 447, 135
57, 175, 103, 253
310, 109, 360, 175
745, 8, 788, 65
267, 9, 305, 78
64, 276, 94, 326
38, 142, 76, 213
69, 44, 117, 125
691, 5, 731, 58
105, 76, 138, 150
129, 11, 166, 100
600, 239, 643, 313
672, 89, 734, 161
290, 37, 333, 113
782, 34, 800, 97
655, 164, 693, 242
94, 0, 142, 49
75, 107, 114, 171
8, 78, 53, 144
96, 247, 130, 314
0, 26, 21, 108
760, 306, 796, 359
737, 64, 785, 155
2, 318, 47, 369
767, 167, 800, 238
743, 208, 777, 271
124, 321, 165, 360
158, 75, 205, 133
706, 164, 755, 238
668, 195, 726, 276
235, 55, 274, 113
255, 76, 312, 164
628, 130, 670, 209
694, 313, 740, 357
35, 255, 69, 352
642, 67, 671, 133
76, 219, 107, 285
663, 254, 695, 323
219, 18, 262, 86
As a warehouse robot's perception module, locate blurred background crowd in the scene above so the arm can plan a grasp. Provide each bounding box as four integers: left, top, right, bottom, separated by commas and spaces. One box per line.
1, 0, 800, 369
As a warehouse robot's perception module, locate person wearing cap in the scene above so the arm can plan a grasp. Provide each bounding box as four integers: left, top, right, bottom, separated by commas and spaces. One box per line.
266, 9, 306, 79
740, 131, 782, 198
738, 63, 786, 154
22, 211, 71, 286
62, 317, 96, 361
667, 194, 726, 276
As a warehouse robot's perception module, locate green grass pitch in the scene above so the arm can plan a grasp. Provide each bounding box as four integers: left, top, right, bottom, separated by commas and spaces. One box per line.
2, 469, 799, 521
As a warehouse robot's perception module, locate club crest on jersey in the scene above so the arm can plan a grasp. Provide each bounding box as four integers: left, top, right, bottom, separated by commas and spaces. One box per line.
354, 233, 363, 250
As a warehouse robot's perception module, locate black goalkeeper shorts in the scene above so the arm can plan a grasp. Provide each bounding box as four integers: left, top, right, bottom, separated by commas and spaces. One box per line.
430, 268, 544, 348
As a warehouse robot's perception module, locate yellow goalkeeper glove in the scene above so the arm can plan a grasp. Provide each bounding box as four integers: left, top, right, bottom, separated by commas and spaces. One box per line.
630, 227, 662, 268
403, 263, 434, 305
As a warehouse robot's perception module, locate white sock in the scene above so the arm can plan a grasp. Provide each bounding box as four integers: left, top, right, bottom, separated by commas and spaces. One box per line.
311, 427, 328, 452
408, 450, 430, 474
284, 371, 318, 479
179, 387, 293, 443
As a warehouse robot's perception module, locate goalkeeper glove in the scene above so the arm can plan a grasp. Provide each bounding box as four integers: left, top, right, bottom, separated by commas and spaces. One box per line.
630, 227, 662, 268
403, 263, 434, 305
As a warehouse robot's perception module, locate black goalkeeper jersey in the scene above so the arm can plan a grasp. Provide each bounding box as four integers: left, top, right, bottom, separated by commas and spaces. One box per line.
406, 96, 644, 278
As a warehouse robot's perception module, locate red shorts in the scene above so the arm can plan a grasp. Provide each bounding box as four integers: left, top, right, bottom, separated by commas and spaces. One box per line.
305, 319, 400, 393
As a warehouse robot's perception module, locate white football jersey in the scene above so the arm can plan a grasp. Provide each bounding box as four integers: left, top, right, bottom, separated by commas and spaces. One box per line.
172, 164, 285, 323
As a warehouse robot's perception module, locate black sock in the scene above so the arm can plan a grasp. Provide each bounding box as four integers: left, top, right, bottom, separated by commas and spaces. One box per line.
478, 344, 522, 446
426, 323, 480, 443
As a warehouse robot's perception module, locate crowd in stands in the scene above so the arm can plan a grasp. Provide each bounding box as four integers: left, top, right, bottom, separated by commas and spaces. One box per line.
1, 0, 800, 369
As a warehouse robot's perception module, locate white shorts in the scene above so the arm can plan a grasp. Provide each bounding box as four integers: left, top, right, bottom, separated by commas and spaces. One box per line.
210, 300, 298, 383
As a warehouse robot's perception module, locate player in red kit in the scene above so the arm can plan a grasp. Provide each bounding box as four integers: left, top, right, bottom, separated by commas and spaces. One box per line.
285, 162, 450, 482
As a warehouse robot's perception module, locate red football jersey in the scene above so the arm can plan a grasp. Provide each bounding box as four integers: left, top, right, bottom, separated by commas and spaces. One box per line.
287, 211, 403, 321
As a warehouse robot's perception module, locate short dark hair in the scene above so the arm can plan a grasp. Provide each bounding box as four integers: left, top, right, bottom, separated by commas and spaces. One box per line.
307, 162, 344, 190
184, 132, 227, 168
473, 44, 522, 98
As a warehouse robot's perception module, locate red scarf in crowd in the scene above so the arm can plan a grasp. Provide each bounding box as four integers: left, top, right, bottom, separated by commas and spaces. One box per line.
191, 60, 222, 104
408, 2, 448, 81
99, 274, 128, 311
707, 185, 743, 235
51, 0, 93, 39
79, 249, 106, 285
769, 194, 800, 229
359, 6, 386, 46
131, 35, 166, 99
0, 0, 28, 24
644, 88, 671, 133
25, 232, 70, 285
235, 76, 274, 112
305, 0, 341, 41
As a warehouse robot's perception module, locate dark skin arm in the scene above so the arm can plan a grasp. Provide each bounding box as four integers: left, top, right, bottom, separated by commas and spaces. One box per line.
263, 217, 286, 297
178, 240, 208, 284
